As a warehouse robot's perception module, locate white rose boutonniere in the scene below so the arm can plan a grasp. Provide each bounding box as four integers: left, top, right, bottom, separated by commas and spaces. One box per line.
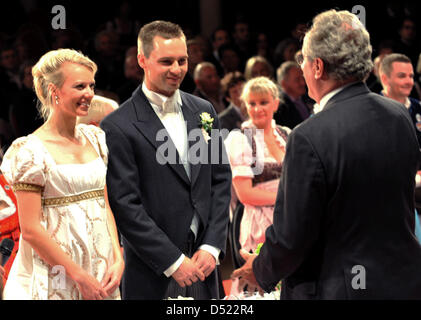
199, 112, 214, 143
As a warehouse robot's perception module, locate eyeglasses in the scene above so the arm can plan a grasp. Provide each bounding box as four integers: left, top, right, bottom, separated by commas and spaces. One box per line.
295, 52, 305, 66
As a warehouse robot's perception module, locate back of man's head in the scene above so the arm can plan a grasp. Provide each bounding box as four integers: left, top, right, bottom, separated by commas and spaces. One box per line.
302, 9, 373, 82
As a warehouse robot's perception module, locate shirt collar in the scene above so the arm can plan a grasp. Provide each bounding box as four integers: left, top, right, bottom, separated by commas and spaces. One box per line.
318, 82, 356, 111
142, 82, 182, 113
404, 97, 411, 109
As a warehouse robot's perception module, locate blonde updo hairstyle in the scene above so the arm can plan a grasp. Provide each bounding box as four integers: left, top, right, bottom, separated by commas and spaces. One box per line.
32, 48, 98, 120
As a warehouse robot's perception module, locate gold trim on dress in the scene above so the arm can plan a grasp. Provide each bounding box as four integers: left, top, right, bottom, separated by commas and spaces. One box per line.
13, 183, 43, 193
42, 189, 104, 207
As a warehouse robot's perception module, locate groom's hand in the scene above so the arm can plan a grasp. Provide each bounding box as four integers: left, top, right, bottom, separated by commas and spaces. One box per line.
172, 257, 205, 287
192, 250, 216, 278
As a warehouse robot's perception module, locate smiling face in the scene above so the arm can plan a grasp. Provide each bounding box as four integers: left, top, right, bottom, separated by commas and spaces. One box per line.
245, 91, 279, 129
382, 61, 414, 100
54, 62, 95, 118
138, 35, 188, 97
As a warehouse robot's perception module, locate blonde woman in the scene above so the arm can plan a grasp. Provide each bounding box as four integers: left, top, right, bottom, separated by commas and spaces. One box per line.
0, 49, 123, 300
224, 76, 290, 295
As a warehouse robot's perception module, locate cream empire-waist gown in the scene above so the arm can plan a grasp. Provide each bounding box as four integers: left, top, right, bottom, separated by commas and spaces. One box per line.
0, 124, 120, 300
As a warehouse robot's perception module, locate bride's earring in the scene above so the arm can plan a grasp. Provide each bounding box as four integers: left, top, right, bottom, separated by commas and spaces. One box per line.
55, 96, 59, 105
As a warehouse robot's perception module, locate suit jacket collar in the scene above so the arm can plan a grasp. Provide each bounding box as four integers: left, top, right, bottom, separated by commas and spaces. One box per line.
323, 82, 370, 111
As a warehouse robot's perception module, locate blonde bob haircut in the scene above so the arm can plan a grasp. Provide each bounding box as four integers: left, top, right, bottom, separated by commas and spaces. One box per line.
32, 48, 97, 120
241, 76, 279, 103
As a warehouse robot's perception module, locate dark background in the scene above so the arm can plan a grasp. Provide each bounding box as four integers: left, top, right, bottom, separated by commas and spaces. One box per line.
0, 0, 420, 53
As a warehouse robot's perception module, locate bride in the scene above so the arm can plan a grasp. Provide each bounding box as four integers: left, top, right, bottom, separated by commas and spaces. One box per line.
1, 48, 123, 300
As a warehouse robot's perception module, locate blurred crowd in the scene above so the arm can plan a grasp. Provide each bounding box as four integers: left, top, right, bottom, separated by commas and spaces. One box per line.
1, 1, 421, 156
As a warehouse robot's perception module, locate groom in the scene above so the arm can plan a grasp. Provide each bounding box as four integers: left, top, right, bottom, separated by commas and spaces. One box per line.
100, 20, 231, 300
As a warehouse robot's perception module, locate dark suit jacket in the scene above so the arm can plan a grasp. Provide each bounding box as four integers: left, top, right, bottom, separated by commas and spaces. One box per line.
100, 86, 231, 299
273, 92, 313, 130
218, 103, 243, 132
253, 82, 421, 299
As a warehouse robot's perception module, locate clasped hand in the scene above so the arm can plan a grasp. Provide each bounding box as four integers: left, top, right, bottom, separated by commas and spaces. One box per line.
76, 259, 124, 300
172, 249, 216, 287
231, 249, 264, 295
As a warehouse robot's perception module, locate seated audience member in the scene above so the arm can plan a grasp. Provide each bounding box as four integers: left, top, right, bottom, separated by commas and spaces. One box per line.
368, 55, 388, 94
366, 40, 394, 93
379, 53, 421, 147
192, 35, 212, 64
219, 71, 247, 131
193, 62, 227, 114
208, 27, 231, 77
0, 46, 21, 90
274, 61, 313, 129
116, 51, 144, 102
394, 17, 420, 68
273, 37, 300, 69
180, 39, 204, 94
231, 20, 253, 66
244, 56, 274, 81
0, 46, 21, 124
254, 32, 274, 66
105, 0, 141, 51
77, 95, 119, 127
91, 30, 125, 92
224, 76, 290, 296
218, 43, 242, 76
51, 29, 85, 52
9, 60, 44, 138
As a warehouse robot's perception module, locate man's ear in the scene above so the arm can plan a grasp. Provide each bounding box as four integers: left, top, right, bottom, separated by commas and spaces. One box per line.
313, 57, 325, 80
380, 72, 388, 88
137, 53, 146, 69
280, 79, 287, 90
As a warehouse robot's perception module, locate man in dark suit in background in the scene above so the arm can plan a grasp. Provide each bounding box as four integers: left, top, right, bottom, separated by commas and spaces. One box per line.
232, 9, 421, 299
218, 71, 247, 131
101, 20, 231, 300
274, 61, 313, 129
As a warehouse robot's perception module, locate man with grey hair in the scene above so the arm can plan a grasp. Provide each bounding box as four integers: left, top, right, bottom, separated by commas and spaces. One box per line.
379, 53, 421, 147
232, 9, 421, 299
274, 61, 313, 129
193, 62, 227, 114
